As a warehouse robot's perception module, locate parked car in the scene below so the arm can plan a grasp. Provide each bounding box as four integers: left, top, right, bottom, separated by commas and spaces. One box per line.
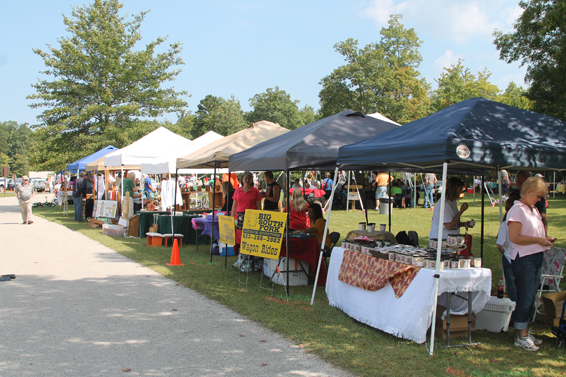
31, 178, 46, 192
7, 178, 22, 190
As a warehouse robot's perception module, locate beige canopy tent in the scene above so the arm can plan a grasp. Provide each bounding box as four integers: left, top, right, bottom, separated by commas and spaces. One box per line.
176, 121, 289, 169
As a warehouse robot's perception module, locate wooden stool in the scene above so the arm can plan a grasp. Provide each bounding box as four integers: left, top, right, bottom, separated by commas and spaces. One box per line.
163, 233, 184, 247
146, 232, 165, 247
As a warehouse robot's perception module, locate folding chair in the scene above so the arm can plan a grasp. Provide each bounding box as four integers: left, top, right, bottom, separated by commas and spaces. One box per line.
323, 232, 341, 269
533, 247, 566, 321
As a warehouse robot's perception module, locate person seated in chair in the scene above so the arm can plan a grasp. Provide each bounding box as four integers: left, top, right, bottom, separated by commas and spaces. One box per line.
391, 179, 403, 208
302, 203, 331, 251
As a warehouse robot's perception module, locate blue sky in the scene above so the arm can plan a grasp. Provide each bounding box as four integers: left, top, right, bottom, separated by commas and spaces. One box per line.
0, 0, 526, 126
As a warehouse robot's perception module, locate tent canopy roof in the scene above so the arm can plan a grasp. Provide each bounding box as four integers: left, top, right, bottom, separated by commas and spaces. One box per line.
229, 110, 400, 171
140, 131, 225, 174
176, 121, 289, 169
66, 145, 118, 171
104, 127, 191, 168
338, 98, 566, 173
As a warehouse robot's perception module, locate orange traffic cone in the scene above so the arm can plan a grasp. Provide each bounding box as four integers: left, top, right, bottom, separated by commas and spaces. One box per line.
166, 239, 184, 266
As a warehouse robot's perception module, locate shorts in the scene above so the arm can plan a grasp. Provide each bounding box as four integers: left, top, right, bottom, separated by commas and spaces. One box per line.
375, 186, 387, 199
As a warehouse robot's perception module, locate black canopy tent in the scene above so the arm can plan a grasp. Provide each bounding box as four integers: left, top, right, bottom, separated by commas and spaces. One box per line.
336, 97, 566, 355
229, 110, 401, 297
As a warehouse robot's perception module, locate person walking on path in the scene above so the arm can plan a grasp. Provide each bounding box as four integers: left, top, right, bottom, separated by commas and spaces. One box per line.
424, 173, 437, 208
72, 172, 87, 222
14, 175, 34, 224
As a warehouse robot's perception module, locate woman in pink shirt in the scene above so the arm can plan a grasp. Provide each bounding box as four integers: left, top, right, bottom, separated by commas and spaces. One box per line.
231, 172, 262, 246
508, 176, 554, 351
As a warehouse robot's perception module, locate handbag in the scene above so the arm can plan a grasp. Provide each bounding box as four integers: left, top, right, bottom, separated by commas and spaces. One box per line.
236, 212, 245, 230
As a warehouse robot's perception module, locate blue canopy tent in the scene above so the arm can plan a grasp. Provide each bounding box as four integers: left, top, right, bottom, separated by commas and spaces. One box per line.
336, 98, 566, 355
66, 146, 118, 172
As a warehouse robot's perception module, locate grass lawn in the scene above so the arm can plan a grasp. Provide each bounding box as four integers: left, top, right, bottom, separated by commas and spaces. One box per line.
33, 194, 566, 377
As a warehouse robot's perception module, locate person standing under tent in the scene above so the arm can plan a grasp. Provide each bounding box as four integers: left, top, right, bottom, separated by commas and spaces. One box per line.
123, 172, 142, 213
322, 172, 334, 200
72, 172, 87, 222
15, 175, 34, 224
501, 169, 510, 198
508, 176, 554, 351
513, 171, 548, 234
429, 177, 475, 240
85, 171, 95, 219
374, 171, 393, 211
144, 174, 156, 200
262, 171, 280, 211
424, 172, 437, 208
231, 172, 262, 251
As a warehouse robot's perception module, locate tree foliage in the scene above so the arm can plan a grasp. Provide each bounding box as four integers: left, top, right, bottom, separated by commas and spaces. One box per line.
0, 121, 32, 175
191, 95, 247, 137
247, 86, 304, 130
497, 82, 532, 110
431, 60, 500, 112
493, 0, 566, 120
318, 15, 431, 124
27, 0, 187, 169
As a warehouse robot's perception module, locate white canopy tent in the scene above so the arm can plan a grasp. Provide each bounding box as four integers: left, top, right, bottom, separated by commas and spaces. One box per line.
140, 131, 224, 175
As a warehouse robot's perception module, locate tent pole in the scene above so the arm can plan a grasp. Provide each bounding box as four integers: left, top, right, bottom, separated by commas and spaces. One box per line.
429, 162, 448, 356
362, 171, 369, 225
286, 170, 290, 298
311, 166, 339, 305
172, 170, 178, 242
413, 173, 416, 208
497, 167, 503, 222
554, 172, 556, 198
210, 162, 217, 263
481, 175, 485, 261
346, 171, 351, 212
388, 172, 391, 232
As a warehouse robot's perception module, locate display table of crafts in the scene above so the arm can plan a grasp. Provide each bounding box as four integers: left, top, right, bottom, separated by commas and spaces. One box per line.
326, 247, 492, 343
137, 210, 208, 245
279, 234, 327, 286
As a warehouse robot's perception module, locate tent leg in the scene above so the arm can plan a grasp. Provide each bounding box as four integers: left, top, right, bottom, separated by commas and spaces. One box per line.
429, 162, 448, 356
210, 162, 217, 263
311, 166, 339, 305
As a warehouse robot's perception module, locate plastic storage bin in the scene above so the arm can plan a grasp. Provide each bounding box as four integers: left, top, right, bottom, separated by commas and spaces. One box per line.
476, 296, 516, 332
263, 258, 309, 286
102, 224, 127, 237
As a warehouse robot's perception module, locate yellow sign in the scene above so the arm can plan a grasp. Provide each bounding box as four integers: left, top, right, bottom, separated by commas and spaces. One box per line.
218, 215, 235, 245
240, 210, 287, 260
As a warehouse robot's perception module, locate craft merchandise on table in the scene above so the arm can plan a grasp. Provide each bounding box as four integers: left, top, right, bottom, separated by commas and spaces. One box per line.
326, 233, 491, 344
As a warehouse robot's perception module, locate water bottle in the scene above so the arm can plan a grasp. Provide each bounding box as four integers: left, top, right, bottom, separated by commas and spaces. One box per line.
497, 277, 505, 298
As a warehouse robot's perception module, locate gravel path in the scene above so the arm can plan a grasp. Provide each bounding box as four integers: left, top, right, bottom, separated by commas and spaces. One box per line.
0, 195, 352, 377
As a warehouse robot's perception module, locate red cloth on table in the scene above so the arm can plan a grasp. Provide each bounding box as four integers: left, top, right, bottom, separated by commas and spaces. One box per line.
279, 237, 327, 286
338, 249, 420, 298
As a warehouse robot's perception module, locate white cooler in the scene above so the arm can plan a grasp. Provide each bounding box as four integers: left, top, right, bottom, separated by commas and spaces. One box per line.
263, 258, 310, 286
476, 296, 516, 332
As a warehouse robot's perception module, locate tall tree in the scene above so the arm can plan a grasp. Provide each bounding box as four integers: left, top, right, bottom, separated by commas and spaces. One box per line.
318, 15, 431, 124
497, 82, 532, 110
0, 121, 32, 174
493, 0, 566, 120
191, 95, 247, 137
247, 86, 304, 130
431, 60, 500, 112
27, 0, 187, 169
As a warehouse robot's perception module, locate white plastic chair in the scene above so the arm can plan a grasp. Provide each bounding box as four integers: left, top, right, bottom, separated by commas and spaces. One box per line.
533, 247, 566, 322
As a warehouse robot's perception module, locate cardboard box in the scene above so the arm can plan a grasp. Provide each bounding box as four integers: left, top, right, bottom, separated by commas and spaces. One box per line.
436, 305, 476, 332
541, 292, 566, 318
127, 215, 139, 238
102, 224, 127, 237
545, 315, 565, 327
263, 258, 310, 286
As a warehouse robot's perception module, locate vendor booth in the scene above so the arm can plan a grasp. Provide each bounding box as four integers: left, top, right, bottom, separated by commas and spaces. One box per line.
335, 97, 566, 354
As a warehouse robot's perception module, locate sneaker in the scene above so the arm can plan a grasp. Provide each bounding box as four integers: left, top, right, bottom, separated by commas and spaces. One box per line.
22, 221, 27, 224
375, 207, 379, 211
528, 329, 543, 345
28, 221, 33, 224
515, 335, 540, 351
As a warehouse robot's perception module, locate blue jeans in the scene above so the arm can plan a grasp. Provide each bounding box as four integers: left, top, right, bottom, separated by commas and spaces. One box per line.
73, 196, 83, 222
375, 186, 387, 199
502, 255, 517, 323
424, 184, 434, 208
511, 252, 543, 330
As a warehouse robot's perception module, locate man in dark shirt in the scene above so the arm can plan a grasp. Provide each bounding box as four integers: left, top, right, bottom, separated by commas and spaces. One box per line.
511, 171, 547, 232
72, 172, 87, 222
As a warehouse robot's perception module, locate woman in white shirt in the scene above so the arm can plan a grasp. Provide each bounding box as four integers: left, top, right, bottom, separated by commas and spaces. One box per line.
429, 177, 474, 240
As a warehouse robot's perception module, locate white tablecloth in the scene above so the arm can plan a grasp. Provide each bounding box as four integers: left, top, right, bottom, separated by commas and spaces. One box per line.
326, 247, 492, 343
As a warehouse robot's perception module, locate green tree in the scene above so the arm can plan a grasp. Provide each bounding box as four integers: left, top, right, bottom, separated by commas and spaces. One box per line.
0, 121, 32, 173
497, 82, 532, 110
493, 0, 566, 120
431, 60, 500, 111
247, 86, 304, 130
318, 15, 431, 124
299, 104, 319, 125
191, 95, 247, 137
27, 0, 187, 169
